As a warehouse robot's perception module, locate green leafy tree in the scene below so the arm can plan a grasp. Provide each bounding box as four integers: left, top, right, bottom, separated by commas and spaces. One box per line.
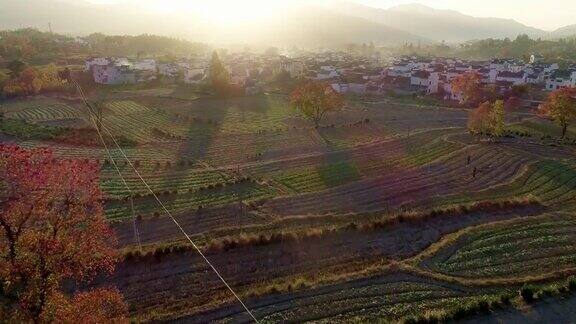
208, 51, 231, 97
490, 100, 505, 136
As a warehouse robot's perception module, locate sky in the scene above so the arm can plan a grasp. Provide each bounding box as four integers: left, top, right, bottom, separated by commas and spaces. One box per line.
84, 0, 575, 31
354, 0, 576, 30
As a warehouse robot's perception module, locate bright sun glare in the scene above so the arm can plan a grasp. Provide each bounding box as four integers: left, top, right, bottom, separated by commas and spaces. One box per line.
138, 0, 290, 25
196, 1, 287, 24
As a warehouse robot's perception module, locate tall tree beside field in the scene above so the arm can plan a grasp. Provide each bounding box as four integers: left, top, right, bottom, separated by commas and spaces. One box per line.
0, 145, 127, 322
208, 50, 231, 97
291, 81, 344, 128
539, 87, 576, 139
468, 101, 491, 134
468, 100, 505, 136
490, 100, 505, 136
451, 71, 483, 106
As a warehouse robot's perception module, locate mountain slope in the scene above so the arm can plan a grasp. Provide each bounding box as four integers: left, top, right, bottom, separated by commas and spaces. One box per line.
230, 7, 427, 47
329, 2, 548, 43
552, 25, 576, 38
0, 0, 425, 47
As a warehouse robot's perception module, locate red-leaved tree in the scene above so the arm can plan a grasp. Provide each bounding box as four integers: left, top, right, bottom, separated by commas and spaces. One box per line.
451, 71, 483, 106
0, 145, 127, 322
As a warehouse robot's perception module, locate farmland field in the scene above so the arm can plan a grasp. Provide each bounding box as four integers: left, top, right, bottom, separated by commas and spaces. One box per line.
3, 89, 576, 322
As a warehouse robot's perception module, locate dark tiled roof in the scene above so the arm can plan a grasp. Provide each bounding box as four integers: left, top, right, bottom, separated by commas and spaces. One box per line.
412, 70, 430, 78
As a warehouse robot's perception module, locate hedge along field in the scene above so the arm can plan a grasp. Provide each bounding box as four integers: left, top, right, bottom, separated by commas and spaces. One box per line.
508, 118, 576, 139
104, 178, 277, 219
417, 213, 576, 279
99, 164, 230, 199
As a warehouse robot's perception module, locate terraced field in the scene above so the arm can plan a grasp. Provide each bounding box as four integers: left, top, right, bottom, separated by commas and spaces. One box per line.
263, 143, 530, 215
417, 213, 576, 279
105, 180, 276, 219
186, 274, 491, 323
100, 165, 229, 199
2, 99, 84, 121
102, 100, 195, 142
4, 93, 576, 323
439, 159, 576, 206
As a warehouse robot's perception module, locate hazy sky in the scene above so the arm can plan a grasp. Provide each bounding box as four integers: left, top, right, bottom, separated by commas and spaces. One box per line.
84, 0, 574, 31
355, 0, 575, 30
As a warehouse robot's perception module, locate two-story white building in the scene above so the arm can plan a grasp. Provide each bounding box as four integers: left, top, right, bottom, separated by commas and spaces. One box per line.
496, 71, 526, 86
410, 70, 441, 94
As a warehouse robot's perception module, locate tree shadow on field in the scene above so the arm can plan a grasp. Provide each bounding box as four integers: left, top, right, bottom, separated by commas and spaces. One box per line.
130, 95, 295, 243
270, 120, 452, 215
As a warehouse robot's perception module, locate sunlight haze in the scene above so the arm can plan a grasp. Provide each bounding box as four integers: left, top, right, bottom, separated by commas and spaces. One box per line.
82, 0, 576, 30
4, 0, 576, 322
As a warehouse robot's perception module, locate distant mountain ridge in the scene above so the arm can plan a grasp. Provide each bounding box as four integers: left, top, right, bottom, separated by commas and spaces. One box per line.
328, 2, 550, 43
0, 0, 426, 47
552, 25, 576, 38
0, 0, 575, 46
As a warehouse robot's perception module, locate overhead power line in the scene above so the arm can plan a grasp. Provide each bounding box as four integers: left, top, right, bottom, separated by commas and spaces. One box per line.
70, 77, 259, 323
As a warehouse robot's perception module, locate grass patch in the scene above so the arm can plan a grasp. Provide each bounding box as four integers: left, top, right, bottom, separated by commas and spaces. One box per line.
0, 118, 67, 140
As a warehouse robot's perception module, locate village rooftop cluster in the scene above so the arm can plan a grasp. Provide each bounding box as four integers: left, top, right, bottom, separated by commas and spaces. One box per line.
86, 52, 576, 98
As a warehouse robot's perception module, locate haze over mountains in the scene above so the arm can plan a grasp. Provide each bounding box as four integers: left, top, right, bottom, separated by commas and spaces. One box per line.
1, 0, 575, 46
329, 2, 549, 43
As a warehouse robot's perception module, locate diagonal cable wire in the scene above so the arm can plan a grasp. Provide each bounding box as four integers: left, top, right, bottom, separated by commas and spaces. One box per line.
72, 78, 259, 323
61, 54, 142, 251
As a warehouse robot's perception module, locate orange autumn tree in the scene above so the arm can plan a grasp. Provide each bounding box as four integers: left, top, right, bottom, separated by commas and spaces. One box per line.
468, 100, 505, 136
539, 87, 576, 139
291, 81, 344, 128
451, 71, 483, 106
0, 145, 127, 322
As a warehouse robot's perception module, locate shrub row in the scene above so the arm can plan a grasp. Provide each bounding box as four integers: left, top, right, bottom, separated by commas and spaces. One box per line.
124, 244, 194, 262
121, 197, 540, 258
404, 276, 576, 323
360, 197, 539, 232
205, 228, 326, 254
